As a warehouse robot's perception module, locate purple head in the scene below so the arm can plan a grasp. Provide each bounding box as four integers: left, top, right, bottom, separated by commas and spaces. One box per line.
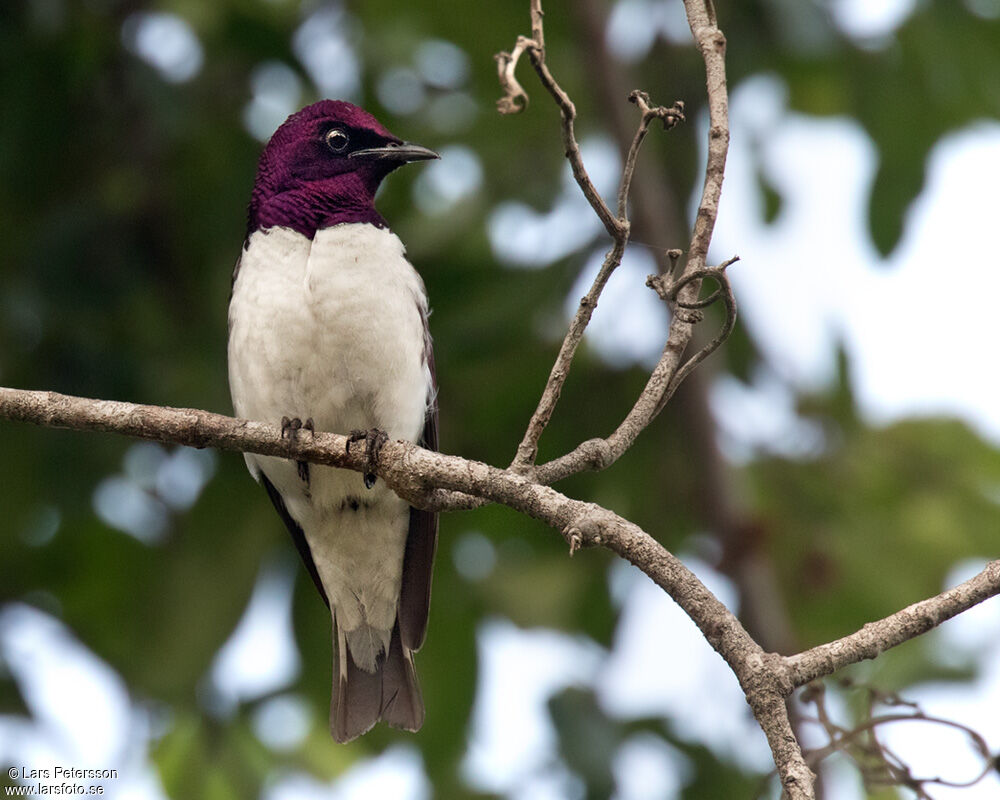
247, 100, 438, 239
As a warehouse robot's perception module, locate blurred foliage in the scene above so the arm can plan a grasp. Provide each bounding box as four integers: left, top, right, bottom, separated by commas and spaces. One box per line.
0, 0, 999, 798
758, 350, 1000, 650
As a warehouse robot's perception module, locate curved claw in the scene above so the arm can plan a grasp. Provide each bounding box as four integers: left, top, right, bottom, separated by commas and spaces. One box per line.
281, 416, 314, 485
347, 428, 389, 489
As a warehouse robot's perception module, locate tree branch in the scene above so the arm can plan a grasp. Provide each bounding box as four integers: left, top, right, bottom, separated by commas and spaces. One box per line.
0, 386, 802, 799
499, 2, 700, 478
786, 559, 1000, 687
501, 0, 739, 488
532, 257, 737, 484
0, 385, 767, 682
799, 681, 998, 794
3, 383, 998, 800
0, 388, 339, 463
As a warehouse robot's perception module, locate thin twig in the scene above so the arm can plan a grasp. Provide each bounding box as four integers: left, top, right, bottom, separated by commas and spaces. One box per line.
510, 237, 624, 470
502, 3, 685, 471
617, 92, 685, 219
523, 54, 622, 237
513, 37, 622, 236
506, 0, 732, 485
531, 256, 737, 484
786, 559, 1000, 686
798, 682, 997, 793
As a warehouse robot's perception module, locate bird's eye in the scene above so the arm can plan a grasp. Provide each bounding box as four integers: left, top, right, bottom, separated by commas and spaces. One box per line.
325, 129, 350, 153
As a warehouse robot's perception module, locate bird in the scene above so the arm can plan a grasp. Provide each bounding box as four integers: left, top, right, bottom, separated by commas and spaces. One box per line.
227, 100, 439, 742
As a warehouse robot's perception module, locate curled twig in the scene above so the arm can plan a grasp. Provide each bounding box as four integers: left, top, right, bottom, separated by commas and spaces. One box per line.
628, 90, 686, 130
495, 37, 534, 115
662, 254, 739, 310
647, 256, 739, 404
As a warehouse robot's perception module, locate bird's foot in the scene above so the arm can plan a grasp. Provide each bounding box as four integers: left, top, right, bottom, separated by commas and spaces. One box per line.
281, 416, 314, 484
346, 428, 388, 489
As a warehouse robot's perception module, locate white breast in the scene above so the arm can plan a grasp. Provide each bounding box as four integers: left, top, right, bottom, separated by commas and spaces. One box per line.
229, 224, 431, 442
228, 223, 433, 644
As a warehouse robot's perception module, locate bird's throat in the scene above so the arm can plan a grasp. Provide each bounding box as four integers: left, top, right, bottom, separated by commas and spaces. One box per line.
250, 173, 387, 239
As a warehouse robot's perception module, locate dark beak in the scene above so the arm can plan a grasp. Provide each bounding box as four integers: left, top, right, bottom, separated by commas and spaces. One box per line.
349, 142, 440, 163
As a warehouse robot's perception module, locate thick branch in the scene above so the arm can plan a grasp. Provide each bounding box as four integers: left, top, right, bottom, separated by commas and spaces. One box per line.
0, 385, 767, 685
4, 382, 997, 800
0, 387, 369, 470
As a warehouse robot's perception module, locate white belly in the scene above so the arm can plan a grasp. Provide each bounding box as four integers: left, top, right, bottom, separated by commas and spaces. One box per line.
228, 223, 432, 646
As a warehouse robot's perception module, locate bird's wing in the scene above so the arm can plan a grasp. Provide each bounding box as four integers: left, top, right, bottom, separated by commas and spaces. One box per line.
230, 251, 244, 289
260, 472, 329, 607
398, 330, 439, 652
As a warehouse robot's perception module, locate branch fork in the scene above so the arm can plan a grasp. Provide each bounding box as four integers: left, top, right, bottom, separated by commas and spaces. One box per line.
497, 16, 708, 480
628, 90, 686, 130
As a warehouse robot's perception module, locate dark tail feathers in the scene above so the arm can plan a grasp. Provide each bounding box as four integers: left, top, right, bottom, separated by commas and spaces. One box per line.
330, 620, 424, 743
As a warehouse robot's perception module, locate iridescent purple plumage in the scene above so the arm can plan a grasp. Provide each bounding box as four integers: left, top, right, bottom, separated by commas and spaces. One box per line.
247, 101, 405, 238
